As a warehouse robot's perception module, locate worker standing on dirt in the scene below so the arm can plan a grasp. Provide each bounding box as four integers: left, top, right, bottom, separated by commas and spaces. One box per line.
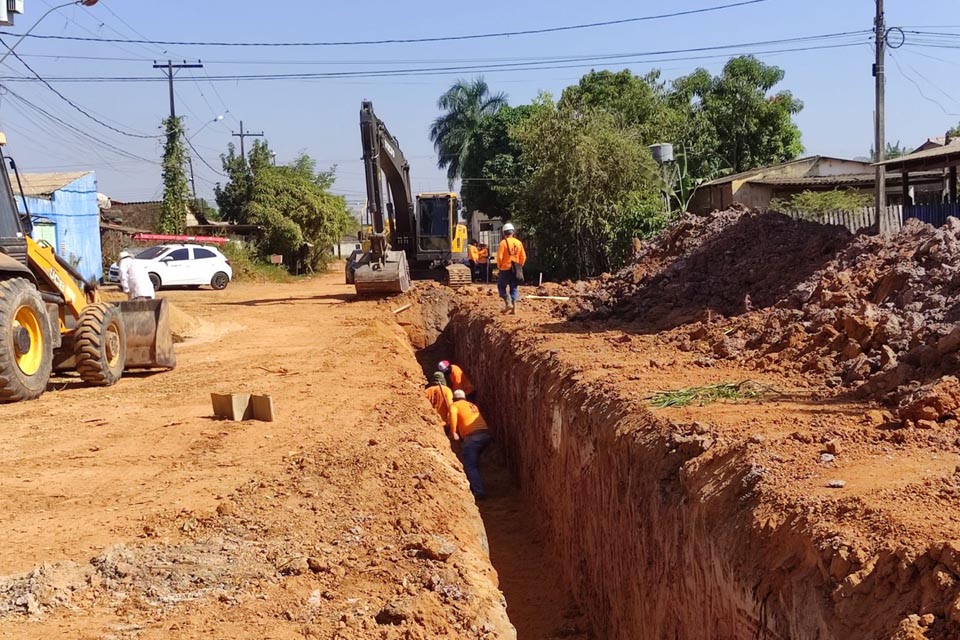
117, 251, 155, 301
468, 240, 480, 282
448, 389, 492, 499
425, 371, 454, 429
496, 223, 526, 314
439, 360, 475, 397
478, 243, 490, 282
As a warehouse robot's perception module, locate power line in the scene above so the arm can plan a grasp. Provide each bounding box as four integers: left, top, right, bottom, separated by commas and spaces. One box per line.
1, 86, 161, 164
185, 135, 226, 178
0, 34, 871, 84
888, 50, 960, 116
0, 0, 777, 47
0, 37, 160, 139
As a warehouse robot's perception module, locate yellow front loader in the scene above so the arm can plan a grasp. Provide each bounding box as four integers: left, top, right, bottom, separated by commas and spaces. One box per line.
0, 140, 174, 403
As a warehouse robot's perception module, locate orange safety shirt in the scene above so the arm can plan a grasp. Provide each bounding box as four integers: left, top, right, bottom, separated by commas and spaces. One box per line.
449, 399, 489, 439
468, 245, 480, 262
425, 384, 454, 424
497, 236, 527, 271
478, 247, 489, 262
448, 364, 475, 395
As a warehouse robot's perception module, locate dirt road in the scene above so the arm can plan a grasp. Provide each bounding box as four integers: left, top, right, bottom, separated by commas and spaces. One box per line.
0, 274, 513, 639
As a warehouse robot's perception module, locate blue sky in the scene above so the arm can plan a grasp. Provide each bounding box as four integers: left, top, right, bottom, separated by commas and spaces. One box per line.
0, 0, 957, 211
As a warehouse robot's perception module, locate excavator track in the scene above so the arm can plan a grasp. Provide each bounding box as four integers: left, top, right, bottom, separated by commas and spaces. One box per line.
443, 264, 473, 289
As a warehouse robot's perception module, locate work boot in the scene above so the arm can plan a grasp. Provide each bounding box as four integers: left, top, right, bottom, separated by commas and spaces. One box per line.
511, 298, 519, 315
501, 296, 512, 313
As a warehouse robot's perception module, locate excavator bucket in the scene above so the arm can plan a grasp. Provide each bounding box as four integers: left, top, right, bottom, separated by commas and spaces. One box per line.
118, 298, 176, 370
353, 250, 412, 296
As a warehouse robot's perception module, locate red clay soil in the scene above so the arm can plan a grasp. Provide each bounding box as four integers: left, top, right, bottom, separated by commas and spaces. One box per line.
0, 275, 514, 639
442, 271, 960, 639
575, 208, 960, 424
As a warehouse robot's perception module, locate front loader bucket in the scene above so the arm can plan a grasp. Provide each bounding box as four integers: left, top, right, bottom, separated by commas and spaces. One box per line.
118, 299, 176, 370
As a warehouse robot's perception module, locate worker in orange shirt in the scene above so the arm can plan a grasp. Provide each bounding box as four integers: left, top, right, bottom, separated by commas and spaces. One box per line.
448, 390, 492, 499
439, 360, 474, 397
477, 243, 490, 282
467, 239, 480, 282
425, 371, 453, 429
496, 222, 526, 314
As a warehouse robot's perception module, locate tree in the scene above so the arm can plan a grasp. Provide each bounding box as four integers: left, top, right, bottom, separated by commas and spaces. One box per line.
215, 139, 353, 272
429, 77, 507, 187
770, 189, 873, 216
671, 56, 804, 173
160, 116, 190, 234
511, 101, 670, 279
459, 103, 544, 220
559, 69, 679, 144
870, 141, 909, 162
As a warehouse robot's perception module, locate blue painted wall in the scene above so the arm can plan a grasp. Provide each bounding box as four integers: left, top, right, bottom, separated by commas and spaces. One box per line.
19, 173, 103, 282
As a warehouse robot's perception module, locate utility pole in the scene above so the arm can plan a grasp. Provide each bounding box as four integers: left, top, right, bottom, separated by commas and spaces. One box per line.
874, 0, 886, 225
152, 60, 203, 120
232, 121, 264, 162
188, 155, 198, 209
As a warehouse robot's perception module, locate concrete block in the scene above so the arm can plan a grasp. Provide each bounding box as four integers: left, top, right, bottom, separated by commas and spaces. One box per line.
211, 393, 252, 421
251, 395, 276, 422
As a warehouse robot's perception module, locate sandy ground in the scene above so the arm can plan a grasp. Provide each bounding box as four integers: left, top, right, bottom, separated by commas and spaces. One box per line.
0, 274, 516, 639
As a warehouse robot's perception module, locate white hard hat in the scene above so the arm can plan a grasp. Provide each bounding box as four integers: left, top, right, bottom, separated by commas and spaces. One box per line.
453, 390, 466, 400
119, 251, 132, 260
502, 223, 515, 233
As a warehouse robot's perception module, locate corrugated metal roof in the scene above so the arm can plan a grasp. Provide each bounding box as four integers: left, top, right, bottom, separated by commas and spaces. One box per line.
700, 156, 873, 187
18, 171, 91, 197
752, 170, 945, 187
876, 140, 960, 167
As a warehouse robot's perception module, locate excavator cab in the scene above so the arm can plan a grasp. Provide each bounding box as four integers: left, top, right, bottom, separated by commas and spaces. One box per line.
0, 136, 175, 403
352, 101, 470, 294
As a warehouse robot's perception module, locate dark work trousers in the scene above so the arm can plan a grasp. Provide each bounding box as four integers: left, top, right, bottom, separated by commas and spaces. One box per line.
461, 430, 492, 498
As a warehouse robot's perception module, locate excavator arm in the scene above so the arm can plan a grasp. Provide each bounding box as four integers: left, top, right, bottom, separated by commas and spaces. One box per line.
353, 101, 412, 294
360, 100, 415, 261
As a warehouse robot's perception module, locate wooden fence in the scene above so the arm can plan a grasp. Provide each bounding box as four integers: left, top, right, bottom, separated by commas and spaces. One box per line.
784, 205, 903, 235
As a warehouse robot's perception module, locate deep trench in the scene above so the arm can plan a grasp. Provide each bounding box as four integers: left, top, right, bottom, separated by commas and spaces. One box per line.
398, 290, 929, 640
414, 324, 594, 640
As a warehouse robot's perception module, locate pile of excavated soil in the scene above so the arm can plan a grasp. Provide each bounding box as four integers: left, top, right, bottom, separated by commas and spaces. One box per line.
573, 208, 960, 421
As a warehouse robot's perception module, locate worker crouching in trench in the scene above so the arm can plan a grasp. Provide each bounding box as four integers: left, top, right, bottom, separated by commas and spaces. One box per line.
425, 365, 490, 499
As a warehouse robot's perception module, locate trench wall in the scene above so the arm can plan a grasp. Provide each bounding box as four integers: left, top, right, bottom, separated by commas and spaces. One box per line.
450, 310, 862, 640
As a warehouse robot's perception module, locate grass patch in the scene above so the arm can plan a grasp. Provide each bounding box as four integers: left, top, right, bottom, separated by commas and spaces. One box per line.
222, 242, 294, 284
647, 381, 777, 408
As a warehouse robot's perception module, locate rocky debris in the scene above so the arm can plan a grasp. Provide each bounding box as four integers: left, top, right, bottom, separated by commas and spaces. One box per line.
574, 209, 960, 420
826, 480, 847, 489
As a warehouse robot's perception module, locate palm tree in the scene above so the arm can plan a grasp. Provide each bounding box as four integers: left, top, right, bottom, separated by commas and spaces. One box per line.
429, 77, 507, 188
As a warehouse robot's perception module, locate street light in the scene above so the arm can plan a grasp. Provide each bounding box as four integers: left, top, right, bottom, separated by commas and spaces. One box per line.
0, 1, 99, 68
189, 114, 224, 141
187, 115, 224, 215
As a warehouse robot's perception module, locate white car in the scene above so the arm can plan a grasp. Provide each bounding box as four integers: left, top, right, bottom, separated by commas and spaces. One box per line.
109, 244, 233, 291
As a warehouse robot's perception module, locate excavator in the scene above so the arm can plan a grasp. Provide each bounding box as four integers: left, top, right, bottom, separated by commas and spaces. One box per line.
0, 133, 175, 403
348, 101, 470, 295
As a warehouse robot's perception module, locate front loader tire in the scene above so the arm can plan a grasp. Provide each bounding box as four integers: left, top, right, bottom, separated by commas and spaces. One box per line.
0, 278, 53, 402
74, 303, 126, 387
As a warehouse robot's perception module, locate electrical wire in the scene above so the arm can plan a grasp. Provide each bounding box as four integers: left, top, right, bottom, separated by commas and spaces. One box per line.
0, 38, 160, 138
0, 0, 777, 47
185, 135, 226, 178
0, 34, 871, 84
888, 50, 960, 117
1, 85, 161, 164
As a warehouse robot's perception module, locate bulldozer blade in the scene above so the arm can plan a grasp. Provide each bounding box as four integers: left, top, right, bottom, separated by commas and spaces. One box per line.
118, 299, 176, 370
353, 250, 411, 296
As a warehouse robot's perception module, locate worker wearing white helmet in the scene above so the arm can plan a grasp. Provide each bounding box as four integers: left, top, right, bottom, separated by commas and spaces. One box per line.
496, 222, 526, 314
117, 250, 155, 301
448, 388, 492, 499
